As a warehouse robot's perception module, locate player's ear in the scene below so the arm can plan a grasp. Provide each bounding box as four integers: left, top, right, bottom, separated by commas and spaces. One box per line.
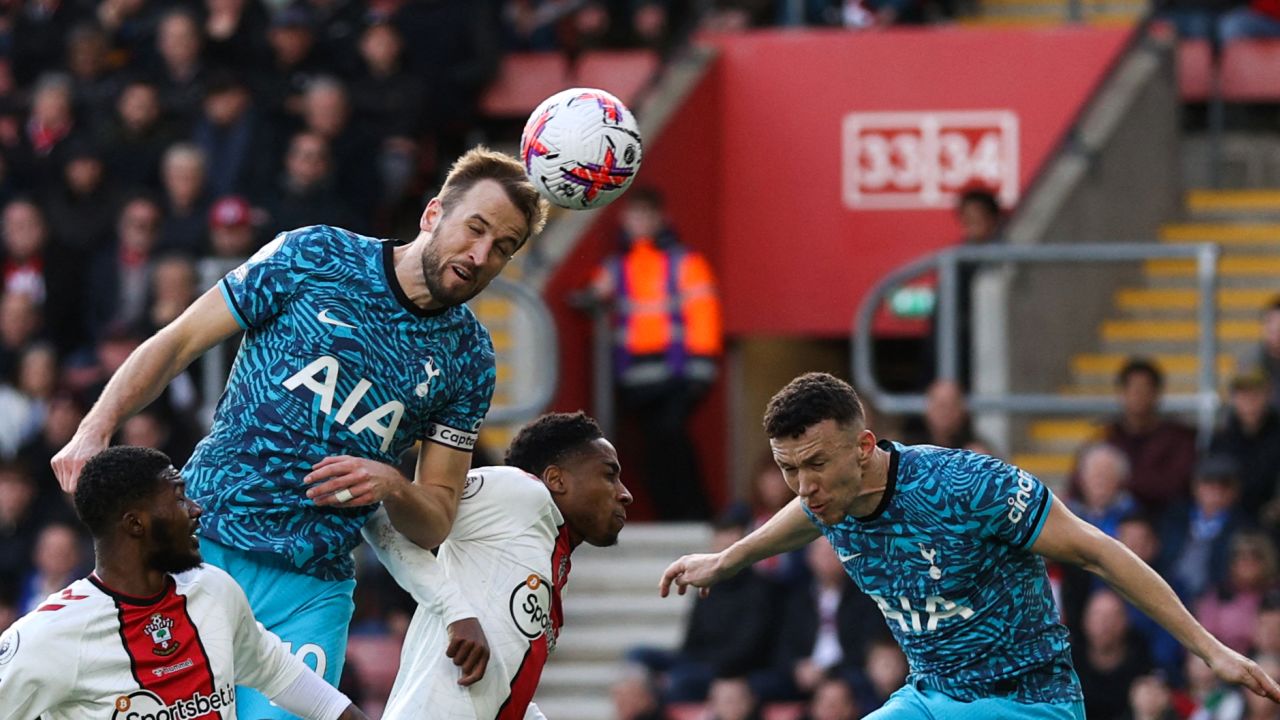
420, 197, 443, 233
120, 509, 147, 539
857, 428, 877, 461
543, 465, 567, 496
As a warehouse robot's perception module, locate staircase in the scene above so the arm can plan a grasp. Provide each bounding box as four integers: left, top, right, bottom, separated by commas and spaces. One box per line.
1011, 189, 1279, 487
533, 523, 710, 720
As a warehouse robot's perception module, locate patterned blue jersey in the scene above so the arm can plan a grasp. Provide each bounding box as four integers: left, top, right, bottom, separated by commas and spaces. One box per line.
806, 441, 1080, 704
185, 225, 496, 581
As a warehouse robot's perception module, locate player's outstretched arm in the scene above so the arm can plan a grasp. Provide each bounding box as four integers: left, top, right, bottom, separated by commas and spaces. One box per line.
1032, 498, 1280, 703
51, 286, 242, 492
660, 497, 820, 598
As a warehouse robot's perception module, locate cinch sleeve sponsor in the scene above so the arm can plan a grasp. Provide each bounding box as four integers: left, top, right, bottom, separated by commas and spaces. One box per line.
964, 454, 1053, 550
219, 227, 323, 329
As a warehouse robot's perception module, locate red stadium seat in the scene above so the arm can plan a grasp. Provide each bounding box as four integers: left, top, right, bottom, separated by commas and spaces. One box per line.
345, 634, 403, 702
1221, 39, 1280, 101
667, 703, 704, 720
480, 52, 572, 118
763, 702, 807, 720
1178, 39, 1212, 102
574, 50, 661, 108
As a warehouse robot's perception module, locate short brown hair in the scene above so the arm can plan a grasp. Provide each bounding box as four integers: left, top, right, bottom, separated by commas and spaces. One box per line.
437, 146, 549, 244
763, 372, 865, 439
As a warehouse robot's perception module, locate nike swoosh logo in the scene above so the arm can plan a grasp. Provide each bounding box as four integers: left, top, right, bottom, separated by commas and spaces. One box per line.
837, 552, 861, 563
317, 310, 357, 329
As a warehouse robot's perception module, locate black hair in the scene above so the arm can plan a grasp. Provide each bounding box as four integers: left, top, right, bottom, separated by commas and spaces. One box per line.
957, 188, 1000, 219
625, 186, 664, 211
1116, 357, 1164, 391
504, 412, 604, 478
1267, 294, 1280, 314
763, 372, 864, 440
74, 446, 175, 537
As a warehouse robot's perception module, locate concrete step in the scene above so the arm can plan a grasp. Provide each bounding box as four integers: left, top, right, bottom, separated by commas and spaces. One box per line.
1115, 288, 1276, 313
568, 557, 693, 594
1187, 189, 1280, 215
1099, 319, 1259, 342
563, 592, 694, 624
1099, 337, 1258, 355
1070, 352, 1238, 378
531, 693, 615, 720
1140, 274, 1280, 289
554, 622, 684, 662
1160, 222, 1280, 245
1144, 256, 1280, 277
539, 661, 627, 694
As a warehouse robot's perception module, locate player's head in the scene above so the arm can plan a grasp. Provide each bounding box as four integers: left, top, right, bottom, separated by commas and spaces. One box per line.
506, 412, 631, 548
74, 446, 203, 574
417, 147, 549, 307
763, 372, 874, 525
956, 188, 1000, 244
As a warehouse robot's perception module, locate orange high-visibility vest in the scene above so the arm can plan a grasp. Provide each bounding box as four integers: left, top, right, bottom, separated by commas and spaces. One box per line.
595, 237, 722, 386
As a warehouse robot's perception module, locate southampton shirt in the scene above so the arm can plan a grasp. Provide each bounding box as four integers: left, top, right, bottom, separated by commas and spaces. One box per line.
364, 466, 572, 720
0, 564, 308, 719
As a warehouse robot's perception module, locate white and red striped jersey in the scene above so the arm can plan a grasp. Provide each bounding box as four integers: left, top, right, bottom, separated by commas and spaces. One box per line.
363, 466, 573, 720
0, 563, 309, 720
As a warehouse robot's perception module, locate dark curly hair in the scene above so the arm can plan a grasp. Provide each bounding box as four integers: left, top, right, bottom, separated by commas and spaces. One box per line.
763, 372, 865, 440
505, 412, 604, 478
1116, 357, 1164, 391
74, 446, 175, 537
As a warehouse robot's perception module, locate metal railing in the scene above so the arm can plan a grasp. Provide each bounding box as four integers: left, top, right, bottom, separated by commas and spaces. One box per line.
196, 259, 557, 429
852, 242, 1223, 441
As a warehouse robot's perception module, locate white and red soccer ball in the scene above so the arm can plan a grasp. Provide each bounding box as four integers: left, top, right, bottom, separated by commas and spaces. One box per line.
520, 88, 643, 210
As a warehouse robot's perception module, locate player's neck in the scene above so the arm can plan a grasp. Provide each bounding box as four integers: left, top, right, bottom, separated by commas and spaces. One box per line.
847, 446, 891, 518
94, 546, 170, 598
392, 241, 442, 310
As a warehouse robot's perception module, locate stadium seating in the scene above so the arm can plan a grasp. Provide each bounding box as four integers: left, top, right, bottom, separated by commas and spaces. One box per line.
345, 634, 403, 704
667, 701, 807, 720
1178, 39, 1280, 102
479, 50, 660, 118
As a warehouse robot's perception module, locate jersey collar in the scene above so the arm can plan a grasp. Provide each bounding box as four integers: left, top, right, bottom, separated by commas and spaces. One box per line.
850, 440, 899, 523
88, 573, 174, 606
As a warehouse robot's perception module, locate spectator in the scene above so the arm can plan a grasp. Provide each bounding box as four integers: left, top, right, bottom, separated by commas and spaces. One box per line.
300, 76, 379, 222
147, 254, 199, 333
1219, 2, 1280, 42
10, 0, 92, 87
2, 197, 51, 304
901, 378, 977, 448
208, 194, 258, 258
1115, 513, 1185, 679
612, 666, 670, 720
705, 677, 763, 720
1074, 589, 1153, 720
191, 70, 273, 199
585, 187, 722, 521
855, 637, 907, 712
698, 0, 776, 32
1195, 531, 1279, 656
253, 3, 323, 133
0, 343, 54, 457
751, 538, 887, 702
157, 142, 211, 255
9, 72, 82, 197
1248, 297, 1280, 411
0, 464, 42, 588
203, 0, 271, 74
1239, 654, 1280, 720
1258, 593, 1280, 657
64, 22, 121, 132
800, 677, 861, 720
350, 18, 425, 144
18, 522, 84, 613
1211, 370, 1280, 525
41, 139, 116, 254
150, 9, 206, 131
87, 194, 163, 336
747, 456, 807, 589
307, 0, 368, 75
627, 507, 774, 702
96, 79, 173, 193
1125, 672, 1179, 720
1102, 358, 1198, 514
1071, 443, 1137, 538
1162, 455, 1250, 602
263, 130, 357, 236
18, 394, 85, 513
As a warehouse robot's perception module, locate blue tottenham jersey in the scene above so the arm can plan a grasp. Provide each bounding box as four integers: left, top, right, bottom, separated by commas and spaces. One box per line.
186, 225, 496, 581
806, 441, 1081, 704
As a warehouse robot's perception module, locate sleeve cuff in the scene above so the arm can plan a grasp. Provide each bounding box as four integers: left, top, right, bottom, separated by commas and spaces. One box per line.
1021, 492, 1053, 549
219, 279, 250, 331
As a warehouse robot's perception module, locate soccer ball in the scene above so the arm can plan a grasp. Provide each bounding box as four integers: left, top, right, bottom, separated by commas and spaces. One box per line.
521, 87, 643, 210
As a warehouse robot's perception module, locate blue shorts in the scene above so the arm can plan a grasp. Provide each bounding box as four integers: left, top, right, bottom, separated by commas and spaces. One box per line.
866, 685, 1087, 720
200, 538, 356, 720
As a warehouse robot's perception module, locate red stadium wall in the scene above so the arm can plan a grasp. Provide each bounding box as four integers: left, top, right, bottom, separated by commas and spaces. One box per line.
544, 26, 1134, 511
